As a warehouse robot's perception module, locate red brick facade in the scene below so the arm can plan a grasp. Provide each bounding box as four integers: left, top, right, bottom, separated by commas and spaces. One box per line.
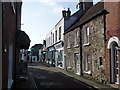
104, 2, 120, 84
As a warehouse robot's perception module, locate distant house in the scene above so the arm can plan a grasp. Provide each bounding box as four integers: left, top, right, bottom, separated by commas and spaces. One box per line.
30, 44, 43, 61
0, 1, 30, 89
64, 0, 120, 87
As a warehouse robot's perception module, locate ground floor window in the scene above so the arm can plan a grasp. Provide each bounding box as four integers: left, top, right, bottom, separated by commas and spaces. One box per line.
84, 54, 91, 74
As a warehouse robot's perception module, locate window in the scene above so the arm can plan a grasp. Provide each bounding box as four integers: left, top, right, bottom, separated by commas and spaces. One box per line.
51, 33, 52, 45
84, 27, 90, 46
74, 31, 79, 47
59, 27, 61, 40
53, 33, 54, 44
84, 54, 91, 74
55, 30, 57, 42
49, 37, 50, 46
67, 37, 70, 48
75, 53, 80, 75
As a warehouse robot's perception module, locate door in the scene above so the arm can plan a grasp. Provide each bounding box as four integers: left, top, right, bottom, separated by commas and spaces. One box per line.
8, 44, 13, 88
75, 54, 80, 75
110, 42, 119, 84
114, 47, 119, 84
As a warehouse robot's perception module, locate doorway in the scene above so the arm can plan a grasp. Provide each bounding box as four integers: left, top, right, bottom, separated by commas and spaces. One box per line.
110, 42, 119, 84
75, 53, 80, 75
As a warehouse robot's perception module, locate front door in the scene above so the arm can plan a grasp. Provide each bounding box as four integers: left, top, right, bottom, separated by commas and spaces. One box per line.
114, 47, 119, 84
110, 42, 119, 84
8, 44, 13, 88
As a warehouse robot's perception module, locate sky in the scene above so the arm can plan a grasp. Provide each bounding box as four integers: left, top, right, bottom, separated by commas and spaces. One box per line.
21, 0, 100, 49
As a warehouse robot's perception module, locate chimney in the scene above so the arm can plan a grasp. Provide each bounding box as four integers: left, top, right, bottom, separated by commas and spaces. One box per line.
62, 8, 71, 20
66, 8, 71, 18
77, 0, 93, 11
62, 10, 67, 18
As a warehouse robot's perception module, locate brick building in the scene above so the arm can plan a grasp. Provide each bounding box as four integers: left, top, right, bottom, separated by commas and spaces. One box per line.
0, 1, 30, 89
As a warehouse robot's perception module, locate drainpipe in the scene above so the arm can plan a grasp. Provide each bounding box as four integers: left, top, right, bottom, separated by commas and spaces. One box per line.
79, 26, 83, 76
0, 2, 2, 90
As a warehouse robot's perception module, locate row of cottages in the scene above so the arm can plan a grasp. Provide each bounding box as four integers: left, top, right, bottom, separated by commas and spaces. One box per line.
44, 1, 93, 69
0, 1, 30, 89
64, 1, 120, 87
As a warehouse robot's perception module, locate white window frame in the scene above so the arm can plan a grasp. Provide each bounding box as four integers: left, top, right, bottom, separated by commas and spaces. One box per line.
53, 33, 54, 44
55, 30, 57, 42
75, 53, 80, 75
67, 37, 71, 49
84, 54, 91, 74
74, 31, 79, 47
83, 27, 90, 46
59, 27, 61, 40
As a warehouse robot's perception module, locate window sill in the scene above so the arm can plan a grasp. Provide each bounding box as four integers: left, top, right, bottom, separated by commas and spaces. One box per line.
67, 67, 71, 69
83, 43, 90, 47
84, 71, 91, 74
67, 46, 71, 49
76, 72, 80, 75
74, 45, 79, 48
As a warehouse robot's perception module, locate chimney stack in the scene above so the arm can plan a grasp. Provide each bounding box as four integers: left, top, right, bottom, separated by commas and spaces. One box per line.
77, 0, 93, 11
62, 8, 71, 19
62, 10, 67, 18
66, 8, 71, 18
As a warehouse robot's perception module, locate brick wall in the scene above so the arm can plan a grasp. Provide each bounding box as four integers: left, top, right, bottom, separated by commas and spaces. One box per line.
2, 2, 17, 88
104, 2, 120, 83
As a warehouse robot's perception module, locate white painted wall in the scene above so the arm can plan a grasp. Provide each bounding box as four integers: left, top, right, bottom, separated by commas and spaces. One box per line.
0, 2, 2, 89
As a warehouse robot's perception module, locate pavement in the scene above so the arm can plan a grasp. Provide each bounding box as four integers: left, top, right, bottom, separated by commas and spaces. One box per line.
11, 62, 119, 89
40, 62, 119, 90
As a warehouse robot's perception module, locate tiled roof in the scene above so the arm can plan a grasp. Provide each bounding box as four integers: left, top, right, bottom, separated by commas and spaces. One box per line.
64, 2, 107, 34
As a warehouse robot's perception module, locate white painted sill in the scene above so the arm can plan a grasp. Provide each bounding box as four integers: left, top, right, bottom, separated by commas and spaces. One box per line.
67, 46, 71, 49
74, 45, 79, 48
83, 43, 90, 47
76, 72, 80, 75
84, 71, 91, 75
67, 67, 71, 69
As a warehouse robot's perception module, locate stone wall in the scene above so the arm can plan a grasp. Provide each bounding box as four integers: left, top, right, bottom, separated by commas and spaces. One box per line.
81, 15, 106, 83
64, 27, 80, 74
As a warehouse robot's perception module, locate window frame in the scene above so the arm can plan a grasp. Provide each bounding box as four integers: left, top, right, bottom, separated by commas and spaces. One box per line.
83, 27, 90, 46
55, 30, 57, 42
67, 36, 71, 49
59, 27, 61, 40
84, 54, 91, 74
74, 30, 79, 47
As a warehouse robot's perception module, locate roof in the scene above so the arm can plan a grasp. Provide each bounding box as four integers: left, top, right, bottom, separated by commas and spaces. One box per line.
64, 2, 108, 34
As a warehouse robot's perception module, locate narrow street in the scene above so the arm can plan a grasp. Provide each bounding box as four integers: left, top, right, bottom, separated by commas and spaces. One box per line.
28, 62, 97, 89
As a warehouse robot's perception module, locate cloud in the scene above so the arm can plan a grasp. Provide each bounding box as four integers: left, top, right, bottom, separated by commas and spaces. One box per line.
37, 0, 64, 15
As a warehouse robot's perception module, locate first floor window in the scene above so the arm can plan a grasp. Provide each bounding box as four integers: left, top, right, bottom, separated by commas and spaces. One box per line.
84, 27, 90, 45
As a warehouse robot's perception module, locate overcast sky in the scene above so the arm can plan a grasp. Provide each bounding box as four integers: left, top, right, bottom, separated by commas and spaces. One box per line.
21, 0, 100, 49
